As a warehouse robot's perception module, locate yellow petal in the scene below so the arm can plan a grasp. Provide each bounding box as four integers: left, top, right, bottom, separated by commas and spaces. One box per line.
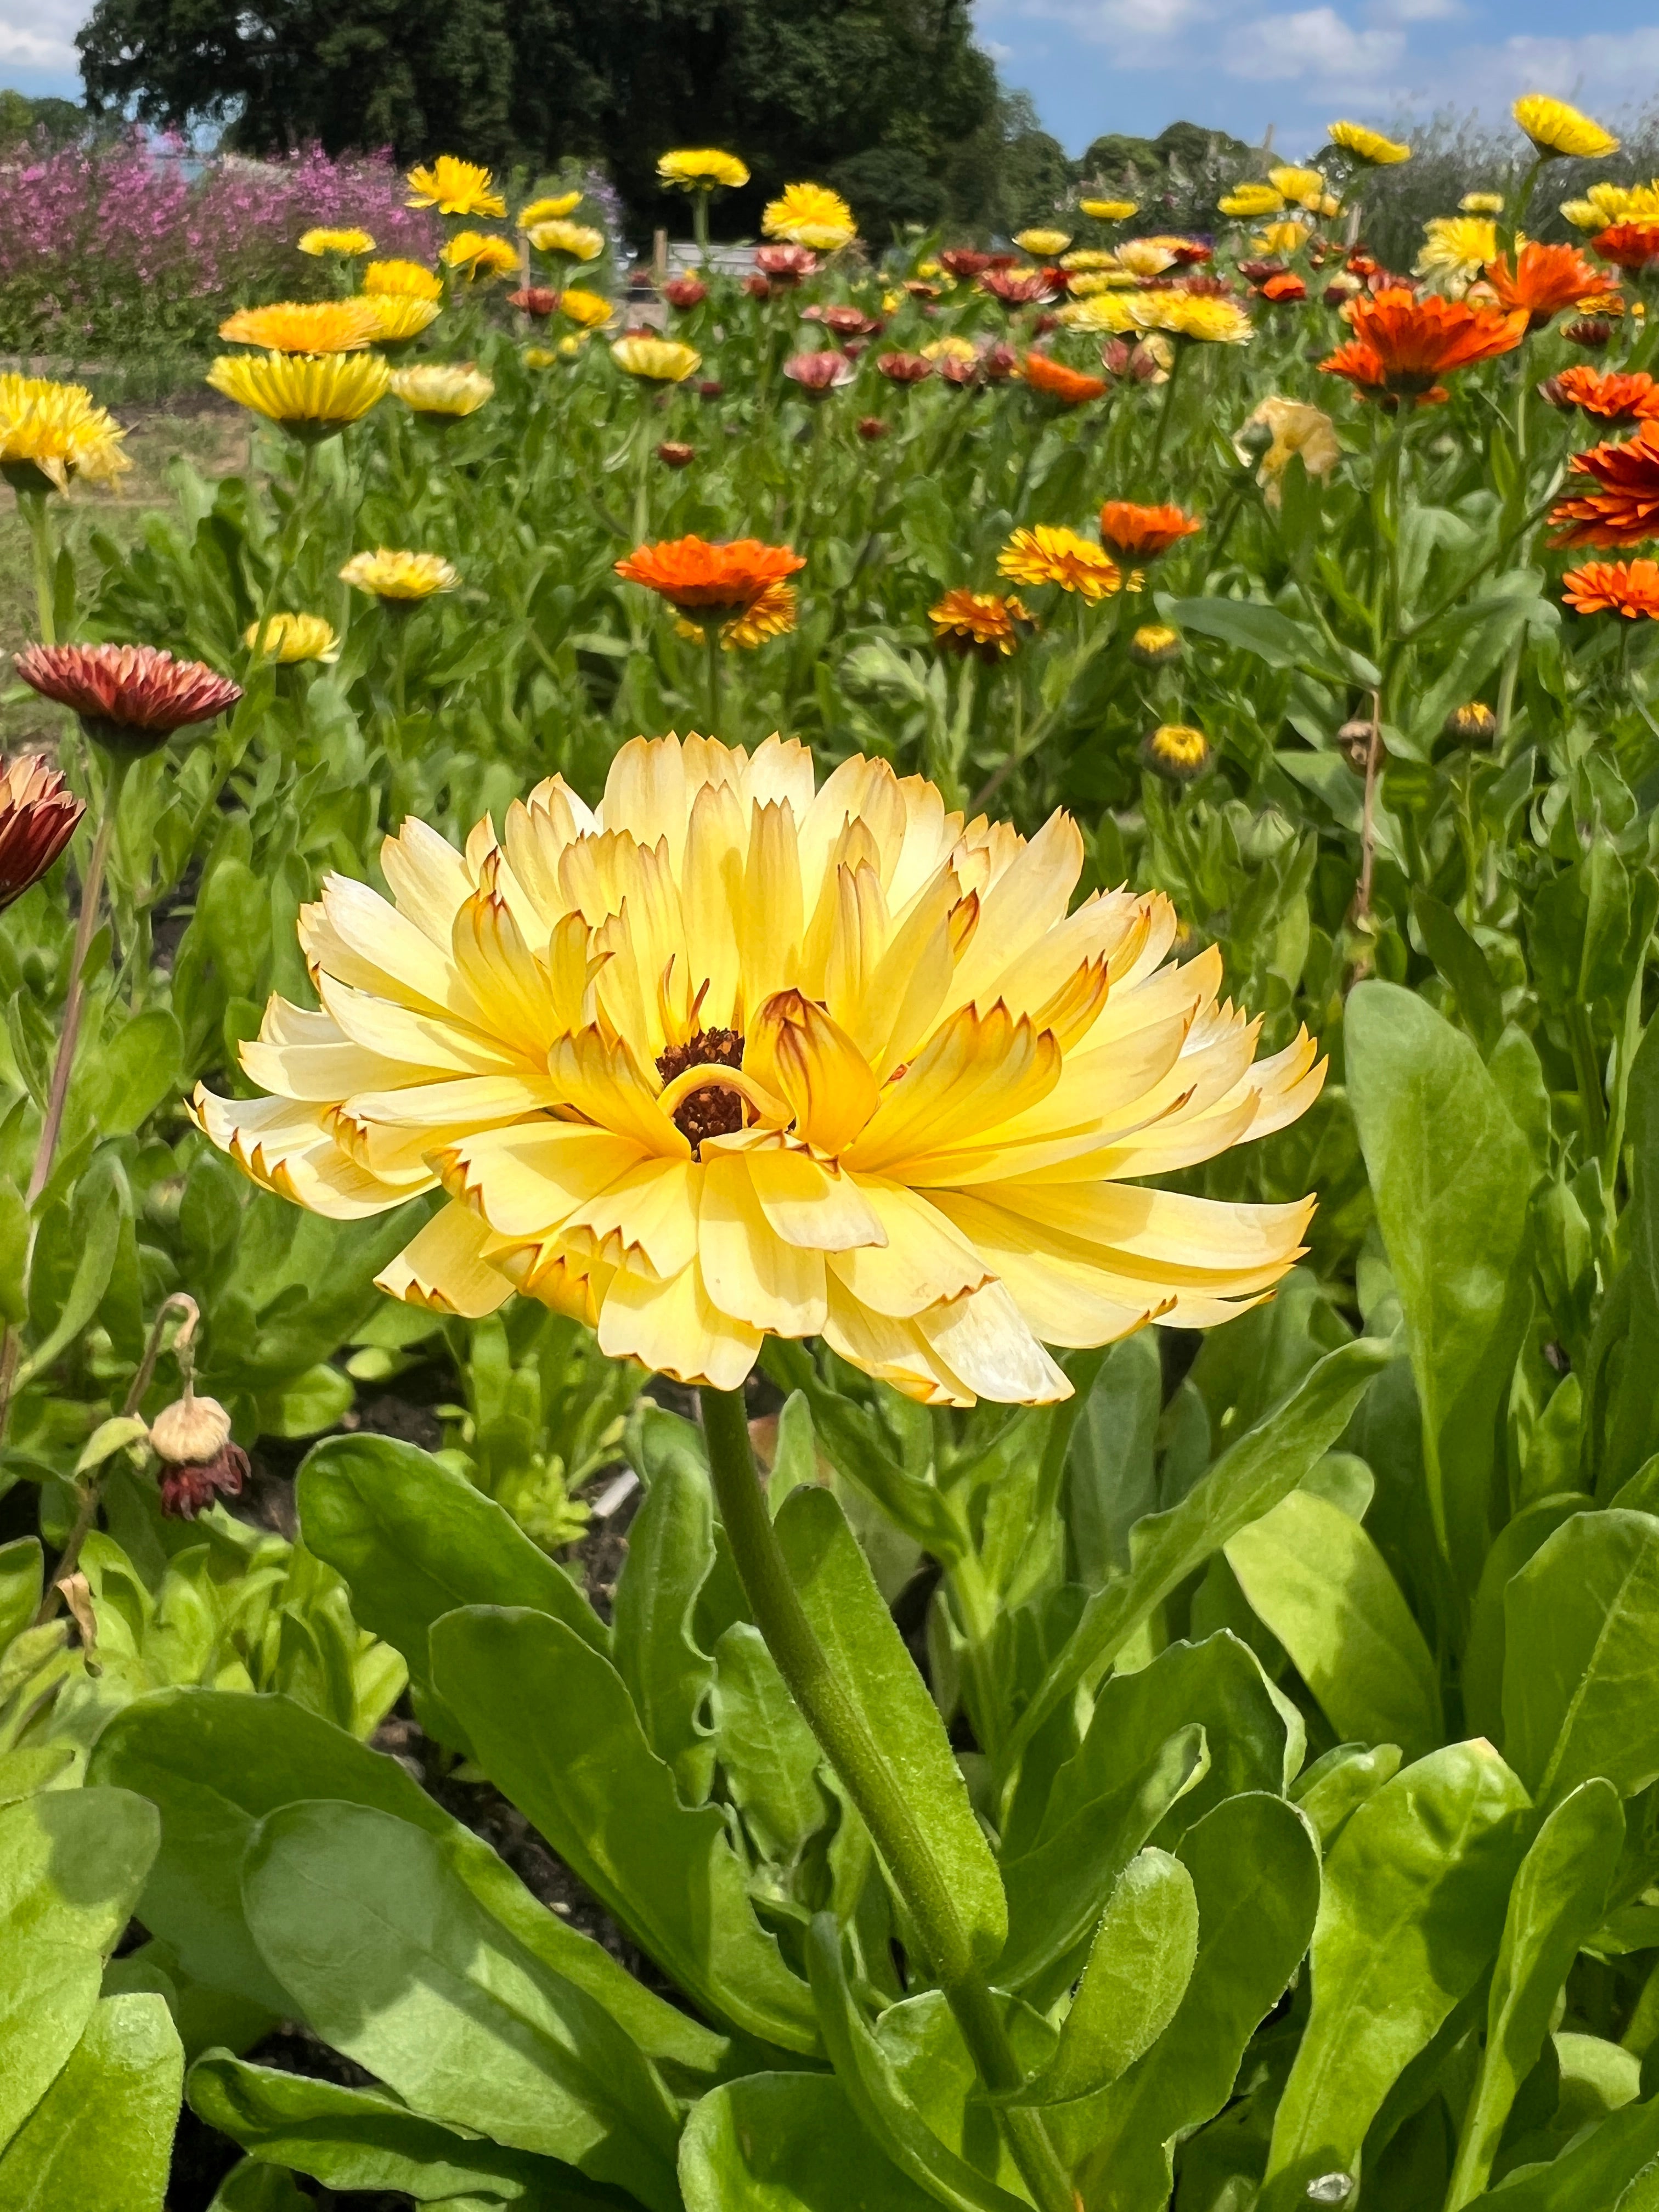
739, 1138, 888, 1251
597, 1258, 762, 1389
738, 799, 804, 1024
698, 1153, 828, 1334
847, 1002, 1061, 1177
947, 809, 1083, 1011
239, 997, 436, 1101
932, 1190, 1172, 1346
379, 817, 475, 948
437, 1117, 645, 1238
747, 989, 879, 1154
376, 1200, 516, 1316
546, 1028, 690, 1157
558, 1155, 699, 1279
827, 1179, 991, 1316
821, 1274, 973, 1406
914, 1279, 1073, 1403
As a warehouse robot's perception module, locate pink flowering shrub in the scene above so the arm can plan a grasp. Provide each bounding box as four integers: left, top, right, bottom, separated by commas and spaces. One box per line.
0, 133, 438, 360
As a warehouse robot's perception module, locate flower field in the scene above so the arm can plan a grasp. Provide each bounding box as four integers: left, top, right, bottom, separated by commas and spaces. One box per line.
5, 99, 1659, 2212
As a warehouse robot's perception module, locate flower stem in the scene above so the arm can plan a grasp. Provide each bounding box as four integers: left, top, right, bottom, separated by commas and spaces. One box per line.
1146, 340, 1187, 482
698, 1387, 1077, 2212
704, 623, 724, 735
22, 491, 57, 646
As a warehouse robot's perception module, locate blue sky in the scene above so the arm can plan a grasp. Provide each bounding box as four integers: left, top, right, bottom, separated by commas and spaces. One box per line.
3, 0, 1659, 162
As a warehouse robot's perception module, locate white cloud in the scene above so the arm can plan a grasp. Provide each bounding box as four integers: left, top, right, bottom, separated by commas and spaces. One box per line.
983, 0, 1217, 68
1221, 7, 1405, 82
1496, 28, 1659, 103
0, 0, 82, 72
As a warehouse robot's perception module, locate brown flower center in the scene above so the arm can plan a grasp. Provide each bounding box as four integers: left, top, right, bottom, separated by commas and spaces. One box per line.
657, 1026, 746, 1153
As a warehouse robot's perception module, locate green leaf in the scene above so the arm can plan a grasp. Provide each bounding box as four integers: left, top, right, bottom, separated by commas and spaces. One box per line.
87, 1688, 723, 2078
680, 2073, 938, 2212
1290, 1742, 1402, 1847
207, 2159, 312, 2211
0, 1179, 26, 1325
1412, 891, 1504, 1056
77, 1009, 184, 1139
1463, 1496, 1587, 1742
613, 1457, 716, 1802
774, 1485, 1006, 1970
18, 1166, 123, 1386
1156, 594, 1324, 670
1263, 1740, 1531, 2207
242, 1802, 681, 2211
296, 1434, 606, 1742
805, 1916, 1028, 2212
1065, 1334, 1161, 1585
1010, 1851, 1198, 2108
713, 1623, 826, 1860
0, 1536, 42, 1649
1225, 1488, 1443, 1758
1503, 1509, 1659, 1803
1459, 2092, 1659, 2210
1009, 1339, 1390, 1759
430, 1606, 821, 2055
1059, 1795, 1321, 2211
0, 1994, 182, 2210
188, 2051, 605, 2204
256, 1362, 354, 1440
1345, 981, 1536, 1591
1446, 1778, 1626, 2209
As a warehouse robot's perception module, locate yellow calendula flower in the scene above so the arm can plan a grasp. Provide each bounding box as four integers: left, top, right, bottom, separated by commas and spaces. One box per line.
921, 336, 980, 363
191, 733, 1324, 1401
219, 300, 383, 352
1060, 249, 1117, 271
1058, 293, 1137, 334
1561, 181, 1659, 230
407, 156, 506, 218
611, 336, 702, 382
998, 526, 1124, 600
527, 220, 605, 262
1218, 183, 1285, 219
363, 258, 444, 302
340, 549, 459, 600
1143, 724, 1211, 781
1327, 121, 1410, 166
1514, 94, 1618, 161
443, 232, 520, 280
1080, 197, 1137, 221
360, 295, 442, 343
0, 373, 129, 494
762, 183, 856, 251
518, 192, 583, 228
658, 149, 750, 192
1460, 193, 1505, 215
1116, 237, 1178, 278
1015, 227, 1072, 257
1269, 166, 1326, 211
1236, 396, 1341, 506
244, 613, 340, 663
559, 288, 614, 330
390, 364, 494, 417
1140, 291, 1254, 345
206, 351, 391, 436
1416, 215, 1499, 284
1255, 219, 1313, 257
298, 227, 375, 257
679, 581, 799, 651
524, 347, 560, 369
1066, 273, 1126, 298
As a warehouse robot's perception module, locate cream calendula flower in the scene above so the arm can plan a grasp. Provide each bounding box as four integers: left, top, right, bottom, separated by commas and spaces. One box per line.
763, 183, 856, 251
658, 149, 749, 191
191, 736, 1324, 1403
340, 549, 459, 600
518, 192, 583, 228
1514, 94, 1618, 161
1116, 237, 1179, 278
1237, 396, 1341, 506
1327, 121, 1410, 166
612, 336, 702, 382
407, 156, 506, 218
361, 294, 442, 343
390, 364, 494, 417
528, 220, 606, 262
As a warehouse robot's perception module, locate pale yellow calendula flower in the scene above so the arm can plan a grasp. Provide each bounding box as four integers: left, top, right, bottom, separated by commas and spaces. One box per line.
1079, 197, 1137, 221
390, 364, 495, 417
360, 295, 441, 343
612, 336, 702, 381
559, 288, 614, 330
518, 193, 583, 228
363, 259, 443, 302
191, 735, 1324, 1401
527, 220, 606, 262
1460, 193, 1505, 215
206, 351, 390, 435
1218, 183, 1285, 219
443, 232, 520, 280
1269, 166, 1326, 210
244, 613, 340, 663
298, 227, 375, 257
1327, 121, 1410, 165
340, 549, 459, 600
1116, 237, 1179, 278
1015, 227, 1072, 257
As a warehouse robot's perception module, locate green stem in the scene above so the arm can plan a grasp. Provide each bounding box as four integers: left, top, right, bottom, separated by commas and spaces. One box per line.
705, 623, 724, 735
1146, 341, 1187, 482
693, 189, 711, 267
1566, 1001, 1608, 1160
698, 1388, 1077, 2212
22, 491, 57, 645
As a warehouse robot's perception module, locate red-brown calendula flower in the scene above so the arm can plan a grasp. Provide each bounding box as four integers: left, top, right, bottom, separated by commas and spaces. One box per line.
1098, 501, 1202, 558
754, 245, 819, 285
783, 349, 857, 393
1022, 352, 1108, 405
877, 352, 934, 385
0, 754, 83, 910
615, 536, 806, 613
1485, 242, 1606, 329
929, 589, 1035, 659
1540, 365, 1659, 426
1561, 558, 1659, 616
1321, 287, 1527, 402
1549, 421, 1659, 548
983, 269, 1058, 307
14, 643, 242, 758
663, 275, 708, 309
507, 286, 558, 318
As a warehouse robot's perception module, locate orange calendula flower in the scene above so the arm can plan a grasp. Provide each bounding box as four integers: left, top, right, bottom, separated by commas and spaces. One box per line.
14, 642, 241, 755
616, 535, 806, 614
1593, 224, 1659, 274
1022, 352, 1108, 405
1321, 287, 1527, 401
998, 526, 1124, 600
0, 752, 83, 909
1541, 365, 1659, 425
1485, 242, 1606, 329
1549, 421, 1659, 547
929, 590, 1035, 659
1561, 559, 1659, 616
1098, 501, 1201, 559
190, 734, 1324, 1402
407, 156, 506, 219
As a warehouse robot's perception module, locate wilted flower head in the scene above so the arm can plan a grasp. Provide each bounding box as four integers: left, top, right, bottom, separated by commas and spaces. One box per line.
245, 613, 341, 664
1236, 396, 1341, 503
658, 149, 749, 191
0, 375, 130, 494
149, 1392, 249, 1520
363, 258, 444, 302
612, 336, 702, 382
856, 415, 889, 441
762, 183, 856, 251
517, 193, 583, 228
192, 734, 1323, 1401
507, 286, 558, 319
1143, 723, 1212, 781
444, 232, 521, 280
998, 526, 1124, 600
1561, 560, 1659, 618
219, 300, 383, 353
0, 753, 83, 908
1327, 121, 1411, 166
407, 156, 506, 218
1443, 701, 1500, 742
340, 549, 459, 600
390, 364, 494, 417
929, 589, 1034, 660
299, 227, 375, 257
657, 441, 697, 469
1514, 95, 1618, 162
783, 349, 857, 393
15, 643, 241, 756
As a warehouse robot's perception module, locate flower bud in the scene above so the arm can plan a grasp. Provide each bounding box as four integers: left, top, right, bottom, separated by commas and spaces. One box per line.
856, 415, 889, 441
0, 754, 83, 911
657, 440, 696, 468
1444, 700, 1498, 745
1130, 623, 1183, 666
1564, 317, 1613, 349
1142, 723, 1212, 781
